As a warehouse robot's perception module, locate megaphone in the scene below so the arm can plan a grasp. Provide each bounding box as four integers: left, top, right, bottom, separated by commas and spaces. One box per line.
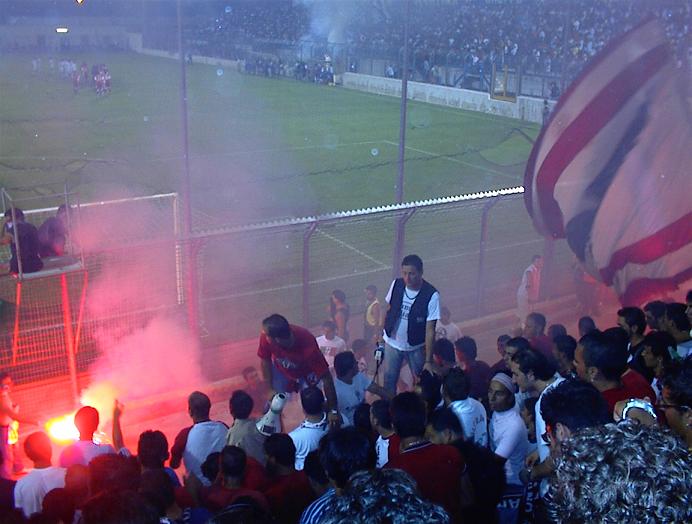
256, 393, 287, 436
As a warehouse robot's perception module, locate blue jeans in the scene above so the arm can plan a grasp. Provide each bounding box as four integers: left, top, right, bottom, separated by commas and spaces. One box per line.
383, 342, 425, 396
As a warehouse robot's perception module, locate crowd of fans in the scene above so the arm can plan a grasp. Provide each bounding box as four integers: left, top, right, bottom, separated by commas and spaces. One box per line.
1, 280, 690, 523
185, 0, 690, 86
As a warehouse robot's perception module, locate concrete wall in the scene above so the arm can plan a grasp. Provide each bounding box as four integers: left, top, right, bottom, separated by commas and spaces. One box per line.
342, 72, 554, 124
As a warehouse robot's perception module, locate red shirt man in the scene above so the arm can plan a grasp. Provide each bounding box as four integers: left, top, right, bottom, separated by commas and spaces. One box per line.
601, 369, 656, 413
257, 314, 341, 427
386, 442, 464, 523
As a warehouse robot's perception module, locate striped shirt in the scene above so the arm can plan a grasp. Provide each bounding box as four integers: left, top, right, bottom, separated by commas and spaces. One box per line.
299, 487, 335, 524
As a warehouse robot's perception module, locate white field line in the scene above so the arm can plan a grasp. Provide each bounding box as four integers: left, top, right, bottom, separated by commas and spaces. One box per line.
0, 140, 383, 164
202, 237, 542, 302
150, 140, 383, 163
382, 140, 517, 180
316, 229, 388, 269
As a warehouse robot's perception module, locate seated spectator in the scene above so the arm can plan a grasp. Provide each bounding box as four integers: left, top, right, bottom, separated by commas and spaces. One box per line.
139, 469, 210, 524
577, 316, 597, 338
551, 335, 577, 378
489, 334, 512, 375
202, 446, 269, 513
81, 489, 159, 524
308, 426, 376, 524
546, 323, 567, 341
226, 390, 267, 466
289, 386, 329, 470
427, 405, 505, 523
137, 430, 179, 487
319, 469, 450, 524
263, 433, 314, 523
661, 303, 692, 358
575, 331, 655, 413
316, 320, 347, 368
370, 399, 399, 468
548, 423, 691, 522
432, 338, 457, 377
442, 368, 488, 446
1, 208, 43, 274
208, 497, 275, 524
59, 406, 116, 468
333, 351, 386, 426
386, 392, 464, 522
540, 379, 611, 462
454, 336, 491, 399
435, 306, 462, 342
241, 366, 270, 418
38, 204, 69, 257
641, 331, 677, 400
170, 391, 227, 486
659, 359, 692, 448
14, 432, 66, 517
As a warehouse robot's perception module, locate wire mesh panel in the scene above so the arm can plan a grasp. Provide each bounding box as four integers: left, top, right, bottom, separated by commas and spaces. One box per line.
0, 193, 180, 397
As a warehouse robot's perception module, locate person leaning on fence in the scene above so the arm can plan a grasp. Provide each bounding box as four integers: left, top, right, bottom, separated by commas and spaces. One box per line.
1, 208, 43, 274
378, 254, 440, 397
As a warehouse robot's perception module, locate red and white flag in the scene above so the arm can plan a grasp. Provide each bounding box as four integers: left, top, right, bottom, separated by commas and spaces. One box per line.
524, 17, 692, 305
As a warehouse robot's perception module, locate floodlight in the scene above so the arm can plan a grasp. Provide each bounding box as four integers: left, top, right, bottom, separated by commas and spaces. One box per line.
55, 27, 69, 34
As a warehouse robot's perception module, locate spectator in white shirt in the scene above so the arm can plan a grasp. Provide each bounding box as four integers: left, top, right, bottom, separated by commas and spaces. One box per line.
488, 373, 529, 488
435, 306, 462, 342
315, 320, 347, 369
442, 368, 487, 446
15, 432, 66, 517
289, 386, 330, 470
169, 391, 228, 486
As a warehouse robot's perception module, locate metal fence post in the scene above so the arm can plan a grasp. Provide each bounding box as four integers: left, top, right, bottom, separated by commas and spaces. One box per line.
391, 209, 417, 280
302, 222, 318, 326
476, 198, 499, 316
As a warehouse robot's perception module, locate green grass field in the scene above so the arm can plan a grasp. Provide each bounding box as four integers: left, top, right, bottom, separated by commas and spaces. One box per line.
0, 52, 538, 223
1, 51, 575, 345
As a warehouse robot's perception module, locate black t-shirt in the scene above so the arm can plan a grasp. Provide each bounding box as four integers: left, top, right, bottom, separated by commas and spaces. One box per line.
5, 221, 43, 273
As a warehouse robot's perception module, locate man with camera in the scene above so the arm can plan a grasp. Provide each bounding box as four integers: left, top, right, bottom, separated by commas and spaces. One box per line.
379, 255, 440, 396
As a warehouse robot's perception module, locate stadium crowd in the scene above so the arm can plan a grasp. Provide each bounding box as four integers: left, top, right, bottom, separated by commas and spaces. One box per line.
0, 253, 690, 523
186, 0, 690, 86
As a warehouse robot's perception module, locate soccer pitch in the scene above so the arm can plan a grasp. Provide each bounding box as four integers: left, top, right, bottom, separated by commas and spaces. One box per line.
1, 51, 572, 341
0, 52, 538, 223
